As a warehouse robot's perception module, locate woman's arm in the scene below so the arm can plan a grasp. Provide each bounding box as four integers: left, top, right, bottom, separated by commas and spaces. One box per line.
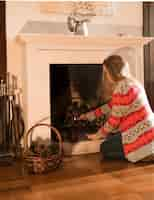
80, 101, 112, 122
87, 88, 122, 140
96, 105, 121, 137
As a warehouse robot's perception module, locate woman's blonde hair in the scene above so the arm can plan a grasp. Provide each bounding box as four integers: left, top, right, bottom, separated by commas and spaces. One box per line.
103, 55, 130, 82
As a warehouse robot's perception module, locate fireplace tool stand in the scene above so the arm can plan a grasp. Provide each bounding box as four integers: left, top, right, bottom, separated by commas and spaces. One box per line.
0, 73, 25, 165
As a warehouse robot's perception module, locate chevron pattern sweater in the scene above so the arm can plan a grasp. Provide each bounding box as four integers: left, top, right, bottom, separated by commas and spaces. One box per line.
86, 78, 154, 162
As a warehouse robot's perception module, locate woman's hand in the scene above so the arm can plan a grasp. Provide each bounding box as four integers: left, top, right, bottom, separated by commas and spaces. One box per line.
87, 133, 105, 140
79, 113, 87, 121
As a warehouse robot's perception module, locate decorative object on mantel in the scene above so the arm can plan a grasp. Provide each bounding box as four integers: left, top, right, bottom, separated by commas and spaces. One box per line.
67, 15, 89, 36
40, 2, 114, 16
24, 123, 62, 174
40, 2, 114, 36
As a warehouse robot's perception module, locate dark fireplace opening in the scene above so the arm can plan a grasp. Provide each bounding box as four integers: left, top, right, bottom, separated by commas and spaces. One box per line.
50, 64, 105, 143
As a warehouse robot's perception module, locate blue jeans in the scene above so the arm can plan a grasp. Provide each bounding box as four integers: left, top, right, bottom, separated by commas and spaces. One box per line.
100, 133, 125, 160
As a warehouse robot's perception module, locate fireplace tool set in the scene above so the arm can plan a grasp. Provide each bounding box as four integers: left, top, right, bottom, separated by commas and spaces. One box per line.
0, 73, 25, 165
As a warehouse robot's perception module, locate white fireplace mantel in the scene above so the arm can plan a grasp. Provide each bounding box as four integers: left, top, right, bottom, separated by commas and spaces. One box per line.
18, 34, 153, 50
17, 34, 153, 145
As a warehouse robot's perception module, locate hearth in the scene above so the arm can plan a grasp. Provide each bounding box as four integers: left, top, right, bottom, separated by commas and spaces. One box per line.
50, 64, 105, 143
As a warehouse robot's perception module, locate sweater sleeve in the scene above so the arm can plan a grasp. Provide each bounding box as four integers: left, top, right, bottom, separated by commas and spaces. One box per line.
97, 104, 121, 137
85, 101, 112, 122
96, 84, 123, 137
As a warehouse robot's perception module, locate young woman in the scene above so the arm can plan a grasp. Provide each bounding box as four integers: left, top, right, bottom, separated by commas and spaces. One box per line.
80, 55, 154, 163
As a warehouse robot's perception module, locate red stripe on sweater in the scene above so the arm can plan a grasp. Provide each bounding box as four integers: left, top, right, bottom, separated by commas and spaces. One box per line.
124, 128, 154, 155
94, 108, 103, 118
108, 101, 113, 108
120, 106, 148, 132
100, 116, 120, 136
112, 87, 139, 106
108, 115, 120, 127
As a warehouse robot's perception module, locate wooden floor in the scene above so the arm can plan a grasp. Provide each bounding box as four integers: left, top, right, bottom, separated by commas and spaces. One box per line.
0, 154, 154, 200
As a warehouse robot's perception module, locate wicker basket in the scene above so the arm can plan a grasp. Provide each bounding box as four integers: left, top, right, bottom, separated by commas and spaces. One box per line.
23, 123, 63, 174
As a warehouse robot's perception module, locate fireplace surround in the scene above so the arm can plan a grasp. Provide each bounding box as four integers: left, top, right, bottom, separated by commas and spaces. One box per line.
17, 34, 153, 154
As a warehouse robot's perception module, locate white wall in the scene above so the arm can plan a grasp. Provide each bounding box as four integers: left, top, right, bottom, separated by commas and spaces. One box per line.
6, 2, 143, 38
6, 1, 143, 105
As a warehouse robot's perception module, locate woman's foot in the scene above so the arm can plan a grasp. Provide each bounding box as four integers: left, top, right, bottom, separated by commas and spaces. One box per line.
141, 155, 154, 162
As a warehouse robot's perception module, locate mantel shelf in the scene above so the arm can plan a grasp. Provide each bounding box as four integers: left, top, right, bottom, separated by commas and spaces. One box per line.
17, 34, 154, 50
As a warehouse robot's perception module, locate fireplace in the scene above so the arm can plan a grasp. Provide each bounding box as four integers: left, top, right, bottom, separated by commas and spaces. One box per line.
50, 64, 103, 143
17, 34, 152, 154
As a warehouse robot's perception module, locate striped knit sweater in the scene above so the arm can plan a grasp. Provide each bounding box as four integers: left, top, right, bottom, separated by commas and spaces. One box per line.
86, 78, 154, 163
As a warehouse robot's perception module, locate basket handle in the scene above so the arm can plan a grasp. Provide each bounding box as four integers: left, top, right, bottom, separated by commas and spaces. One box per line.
24, 123, 62, 156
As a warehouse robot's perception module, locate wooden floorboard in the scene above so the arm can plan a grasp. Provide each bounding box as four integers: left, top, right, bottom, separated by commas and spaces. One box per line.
0, 154, 154, 200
